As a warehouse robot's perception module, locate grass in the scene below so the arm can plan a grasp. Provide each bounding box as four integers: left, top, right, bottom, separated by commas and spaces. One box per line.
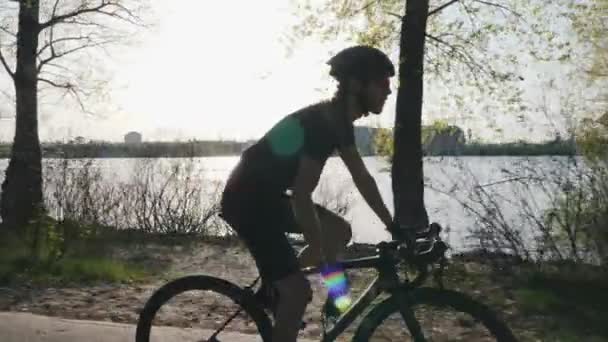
0, 255, 147, 285
0, 222, 240, 286
0, 229, 150, 286
438, 253, 608, 341
512, 265, 608, 341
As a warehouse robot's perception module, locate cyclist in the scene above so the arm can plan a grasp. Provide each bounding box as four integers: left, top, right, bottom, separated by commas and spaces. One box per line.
220, 45, 395, 342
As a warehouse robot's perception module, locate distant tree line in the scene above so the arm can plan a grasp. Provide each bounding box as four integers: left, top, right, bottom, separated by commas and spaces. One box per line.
458, 140, 578, 156
0, 133, 580, 159
0, 140, 252, 159
374, 123, 580, 158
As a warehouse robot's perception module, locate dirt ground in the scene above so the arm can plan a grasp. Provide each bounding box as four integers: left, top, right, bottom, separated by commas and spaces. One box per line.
0, 239, 538, 341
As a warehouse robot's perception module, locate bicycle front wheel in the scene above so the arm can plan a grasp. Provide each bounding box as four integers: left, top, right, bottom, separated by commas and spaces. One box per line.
135, 275, 272, 342
353, 287, 517, 342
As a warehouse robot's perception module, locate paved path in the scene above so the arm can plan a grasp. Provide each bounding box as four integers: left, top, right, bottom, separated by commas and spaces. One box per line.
0, 312, 315, 341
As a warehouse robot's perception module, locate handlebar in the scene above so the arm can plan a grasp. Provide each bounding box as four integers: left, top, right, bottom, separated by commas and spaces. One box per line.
376, 222, 449, 287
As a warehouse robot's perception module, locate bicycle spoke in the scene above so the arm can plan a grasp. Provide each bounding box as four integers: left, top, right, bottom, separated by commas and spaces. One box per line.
145, 288, 263, 341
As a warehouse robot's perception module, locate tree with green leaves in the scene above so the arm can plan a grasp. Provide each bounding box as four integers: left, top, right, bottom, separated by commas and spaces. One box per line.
289, 0, 562, 229
0, 0, 148, 232
572, 0, 607, 159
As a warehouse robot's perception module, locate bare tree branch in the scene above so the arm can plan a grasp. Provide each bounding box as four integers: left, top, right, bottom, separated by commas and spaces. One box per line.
38, 77, 89, 113
39, 68, 75, 81
429, 0, 461, 17
0, 88, 14, 103
355, 0, 380, 15
425, 32, 489, 82
95, 9, 141, 27
0, 46, 14, 79
40, 1, 111, 30
5, 0, 148, 120
105, 1, 143, 26
385, 11, 402, 20
51, 0, 61, 19
39, 65, 73, 85
37, 37, 119, 73
38, 34, 101, 56
49, 17, 57, 61
45, 0, 61, 62
425, 32, 454, 49
472, 0, 523, 18
38, 77, 71, 89
459, 1, 480, 29
40, 0, 144, 31
54, 18, 112, 30
0, 25, 16, 38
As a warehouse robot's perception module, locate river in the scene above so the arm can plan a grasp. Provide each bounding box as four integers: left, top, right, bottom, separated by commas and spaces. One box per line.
0, 155, 584, 251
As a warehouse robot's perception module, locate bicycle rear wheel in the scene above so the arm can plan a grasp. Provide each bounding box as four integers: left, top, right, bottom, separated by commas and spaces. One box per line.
135, 275, 272, 342
353, 287, 517, 342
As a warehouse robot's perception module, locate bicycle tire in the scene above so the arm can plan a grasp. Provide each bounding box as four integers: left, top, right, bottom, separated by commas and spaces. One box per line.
353, 287, 517, 342
135, 275, 273, 342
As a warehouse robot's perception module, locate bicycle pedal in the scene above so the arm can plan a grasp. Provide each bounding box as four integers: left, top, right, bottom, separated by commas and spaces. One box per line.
322, 314, 339, 331
323, 299, 341, 318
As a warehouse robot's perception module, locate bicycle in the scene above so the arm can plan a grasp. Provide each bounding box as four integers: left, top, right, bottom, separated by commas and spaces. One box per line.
135, 223, 517, 341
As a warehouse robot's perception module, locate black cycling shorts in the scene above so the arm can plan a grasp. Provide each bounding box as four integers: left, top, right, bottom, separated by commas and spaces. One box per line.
220, 187, 297, 282
220, 179, 335, 283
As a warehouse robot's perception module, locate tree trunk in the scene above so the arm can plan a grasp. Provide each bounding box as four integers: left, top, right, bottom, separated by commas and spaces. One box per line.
1, 0, 43, 232
392, 0, 430, 230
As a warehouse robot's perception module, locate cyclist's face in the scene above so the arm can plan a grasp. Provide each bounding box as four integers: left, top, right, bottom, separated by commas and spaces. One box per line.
364, 77, 392, 114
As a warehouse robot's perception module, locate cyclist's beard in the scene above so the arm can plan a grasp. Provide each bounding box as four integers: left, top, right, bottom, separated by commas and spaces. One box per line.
355, 91, 372, 117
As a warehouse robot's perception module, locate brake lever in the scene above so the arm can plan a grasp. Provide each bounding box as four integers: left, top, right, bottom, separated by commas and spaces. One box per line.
413, 238, 435, 255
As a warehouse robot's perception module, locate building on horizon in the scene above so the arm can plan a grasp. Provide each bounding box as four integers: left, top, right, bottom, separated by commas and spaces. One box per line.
124, 131, 142, 144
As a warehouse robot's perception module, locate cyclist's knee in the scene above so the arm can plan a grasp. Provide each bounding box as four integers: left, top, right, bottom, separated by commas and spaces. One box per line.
275, 272, 312, 305
329, 220, 352, 248
319, 210, 352, 246
340, 221, 353, 245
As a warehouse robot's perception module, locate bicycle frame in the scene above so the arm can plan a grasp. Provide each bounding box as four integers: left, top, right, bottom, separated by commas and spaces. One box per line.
233, 239, 440, 341
301, 250, 411, 342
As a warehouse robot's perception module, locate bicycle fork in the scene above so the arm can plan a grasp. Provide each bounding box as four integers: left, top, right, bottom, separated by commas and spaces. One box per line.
377, 246, 427, 342
395, 291, 426, 342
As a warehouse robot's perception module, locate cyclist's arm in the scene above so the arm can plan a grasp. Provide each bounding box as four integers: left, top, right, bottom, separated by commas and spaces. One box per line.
292, 155, 325, 259
339, 145, 392, 227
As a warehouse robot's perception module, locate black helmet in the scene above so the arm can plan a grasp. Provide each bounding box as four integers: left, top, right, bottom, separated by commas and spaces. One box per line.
327, 45, 395, 83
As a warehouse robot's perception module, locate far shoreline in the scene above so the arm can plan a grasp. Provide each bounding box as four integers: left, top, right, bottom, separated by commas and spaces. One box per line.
0, 153, 583, 161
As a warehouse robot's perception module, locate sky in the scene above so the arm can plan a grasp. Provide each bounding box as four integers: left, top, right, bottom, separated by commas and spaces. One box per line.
0, 0, 585, 143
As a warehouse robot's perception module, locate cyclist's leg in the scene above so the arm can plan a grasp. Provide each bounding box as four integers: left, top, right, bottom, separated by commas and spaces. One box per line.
285, 199, 353, 267
283, 200, 353, 318
273, 272, 312, 341
221, 192, 311, 342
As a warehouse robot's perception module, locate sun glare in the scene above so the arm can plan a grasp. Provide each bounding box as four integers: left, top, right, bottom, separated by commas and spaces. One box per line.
112, 0, 348, 142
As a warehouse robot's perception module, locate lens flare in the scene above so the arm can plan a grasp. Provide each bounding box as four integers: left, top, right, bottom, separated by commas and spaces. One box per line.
320, 263, 352, 313
267, 116, 304, 157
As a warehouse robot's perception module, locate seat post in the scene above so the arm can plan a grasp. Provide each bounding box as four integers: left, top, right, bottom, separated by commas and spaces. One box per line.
376, 242, 401, 290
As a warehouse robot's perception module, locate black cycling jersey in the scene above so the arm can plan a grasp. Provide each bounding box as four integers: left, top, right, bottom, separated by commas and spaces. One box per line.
235, 101, 355, 194
220, 101, 356, 283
